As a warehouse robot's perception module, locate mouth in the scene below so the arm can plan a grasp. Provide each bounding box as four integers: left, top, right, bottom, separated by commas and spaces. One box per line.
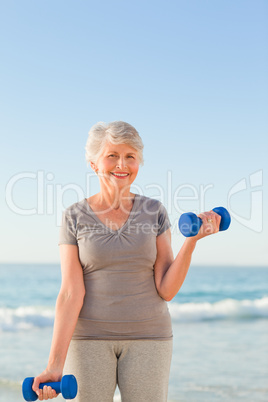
111, 172, 129, 179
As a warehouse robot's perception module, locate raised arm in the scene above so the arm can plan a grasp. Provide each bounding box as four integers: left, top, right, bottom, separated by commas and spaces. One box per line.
154, 210, 221, 301
32, 245, 85, 399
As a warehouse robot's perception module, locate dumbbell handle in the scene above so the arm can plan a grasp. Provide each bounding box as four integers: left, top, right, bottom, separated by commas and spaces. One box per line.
179, 206, 231, 237
38, 381, 61, 393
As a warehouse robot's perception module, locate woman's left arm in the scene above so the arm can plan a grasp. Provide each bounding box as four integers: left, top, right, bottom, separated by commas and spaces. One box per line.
154, 210, 221, 301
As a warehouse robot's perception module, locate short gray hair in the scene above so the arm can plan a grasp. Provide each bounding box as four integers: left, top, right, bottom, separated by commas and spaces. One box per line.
85, 121, 144, 165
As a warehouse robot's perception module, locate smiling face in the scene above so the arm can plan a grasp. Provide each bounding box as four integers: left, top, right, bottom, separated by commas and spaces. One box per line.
91, 142, 140, 191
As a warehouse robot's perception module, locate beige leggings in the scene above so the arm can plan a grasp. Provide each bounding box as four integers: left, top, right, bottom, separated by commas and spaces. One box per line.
63, 339, 173, 402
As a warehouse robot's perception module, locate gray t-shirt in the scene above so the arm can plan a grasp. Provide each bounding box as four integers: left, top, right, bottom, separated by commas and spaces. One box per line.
59, 194, 173, 340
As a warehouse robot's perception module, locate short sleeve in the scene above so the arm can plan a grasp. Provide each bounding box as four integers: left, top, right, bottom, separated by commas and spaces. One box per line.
157, 203, 171, 236
58, 210, 78, 246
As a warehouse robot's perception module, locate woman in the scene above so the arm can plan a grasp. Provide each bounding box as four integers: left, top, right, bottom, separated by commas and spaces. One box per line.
32, 121, 221, 401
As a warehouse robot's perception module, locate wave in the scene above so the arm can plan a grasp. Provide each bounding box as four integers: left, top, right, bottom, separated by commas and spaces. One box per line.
168, 297, 268, 322
0, 306, 55, 331
0, 297, 267, 331
0, 377, 21, 389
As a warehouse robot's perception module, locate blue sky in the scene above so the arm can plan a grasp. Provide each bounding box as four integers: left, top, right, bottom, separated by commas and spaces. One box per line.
1, 0, 267, 266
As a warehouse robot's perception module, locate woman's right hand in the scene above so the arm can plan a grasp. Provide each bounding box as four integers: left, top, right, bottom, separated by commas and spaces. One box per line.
32, 369, 62, 400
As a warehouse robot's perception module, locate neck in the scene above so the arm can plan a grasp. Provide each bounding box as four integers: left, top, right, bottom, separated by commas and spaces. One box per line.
98, 183, 133, 210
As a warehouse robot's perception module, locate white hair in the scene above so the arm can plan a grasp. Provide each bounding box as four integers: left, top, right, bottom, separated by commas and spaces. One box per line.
85, 121, 144, 165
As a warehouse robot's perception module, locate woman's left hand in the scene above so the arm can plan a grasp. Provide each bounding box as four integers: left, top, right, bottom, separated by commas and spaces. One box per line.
194, 210, 222, 241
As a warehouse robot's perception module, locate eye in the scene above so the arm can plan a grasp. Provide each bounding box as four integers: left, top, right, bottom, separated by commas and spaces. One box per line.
127, 155, 135, 159
108, 154, 116, 157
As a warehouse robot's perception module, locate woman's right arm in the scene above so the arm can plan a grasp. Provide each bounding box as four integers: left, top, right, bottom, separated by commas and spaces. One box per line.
32, 244, 85, 399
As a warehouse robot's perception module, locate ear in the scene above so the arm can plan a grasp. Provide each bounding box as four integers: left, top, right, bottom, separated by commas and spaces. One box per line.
90, 161, 98, 173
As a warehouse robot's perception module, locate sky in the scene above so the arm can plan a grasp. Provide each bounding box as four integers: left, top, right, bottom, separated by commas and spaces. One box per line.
1, 0, 267, 266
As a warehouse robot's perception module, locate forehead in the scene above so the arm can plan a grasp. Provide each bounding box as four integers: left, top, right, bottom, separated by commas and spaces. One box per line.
103, 142, 137, 154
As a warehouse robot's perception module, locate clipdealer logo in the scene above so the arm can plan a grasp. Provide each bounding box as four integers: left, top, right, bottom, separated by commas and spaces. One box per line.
5, 169, 264, 232
227, 170, 263, 232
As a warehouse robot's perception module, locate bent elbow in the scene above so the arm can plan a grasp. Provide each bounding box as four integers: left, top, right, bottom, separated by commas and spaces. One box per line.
165, 296, 173, 302
157, 289, 174, 302
163, 294, 174, 302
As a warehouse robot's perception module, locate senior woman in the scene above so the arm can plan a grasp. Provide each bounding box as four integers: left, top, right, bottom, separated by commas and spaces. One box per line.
32, 121, 221, 401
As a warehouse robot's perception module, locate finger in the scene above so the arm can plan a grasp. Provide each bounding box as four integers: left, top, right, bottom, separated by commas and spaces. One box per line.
47, 386, 57, 400
51, 389, 58, 399
46, 386, 57, 399
204, 212, 218, 229
42, 385, 49, 400
199, 212, 212, 221
197, 212, 214, 235
212, 210, 222, 229
197, 212, 207, 222
206, 211, 215, 222
198, 212, 213, 227
207, 212, 219, 233
208, 211, 221, 232
32, 378, 41, 397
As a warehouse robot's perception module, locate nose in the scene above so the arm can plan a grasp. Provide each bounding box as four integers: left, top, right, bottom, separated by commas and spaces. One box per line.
116, 156, 126, 170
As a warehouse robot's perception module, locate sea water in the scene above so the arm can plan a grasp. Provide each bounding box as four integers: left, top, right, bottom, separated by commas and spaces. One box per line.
0, 264, 267, 402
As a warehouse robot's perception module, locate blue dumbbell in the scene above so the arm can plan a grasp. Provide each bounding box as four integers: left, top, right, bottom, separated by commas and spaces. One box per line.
22, 375, 78, 401
179, 206, 231, 237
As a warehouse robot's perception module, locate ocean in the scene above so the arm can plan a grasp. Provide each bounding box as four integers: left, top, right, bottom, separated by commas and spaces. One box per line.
0, 264, 267, 402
